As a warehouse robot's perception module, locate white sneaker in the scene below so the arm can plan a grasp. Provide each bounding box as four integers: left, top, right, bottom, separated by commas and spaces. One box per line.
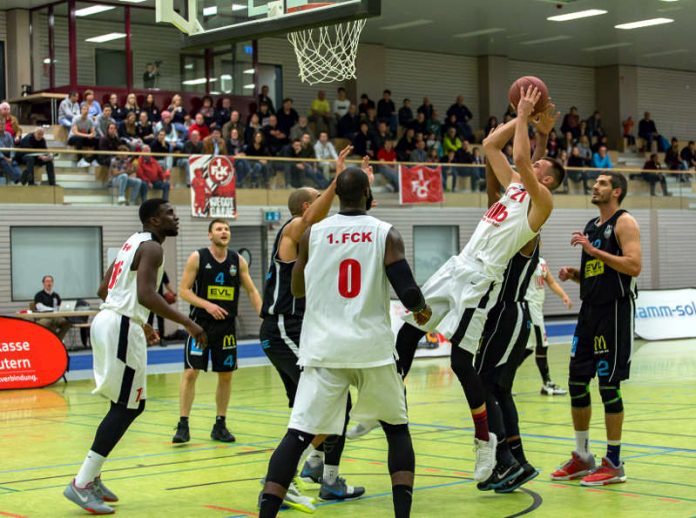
284, 479, 316, 513
541, 381, 568, 396
76, 159, 90, 167
473, 432, 497, 482
346, 421, 380, 440
117, 195, 126, 205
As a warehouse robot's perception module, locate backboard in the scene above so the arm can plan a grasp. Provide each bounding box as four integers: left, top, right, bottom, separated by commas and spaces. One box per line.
156, 0, 380, 48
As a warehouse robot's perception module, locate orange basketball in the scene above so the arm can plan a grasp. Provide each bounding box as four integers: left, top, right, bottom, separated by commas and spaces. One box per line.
164, 292, 177, 304
508, 76, 549, 115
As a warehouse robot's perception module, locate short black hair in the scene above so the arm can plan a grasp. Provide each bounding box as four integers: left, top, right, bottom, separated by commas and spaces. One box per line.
336, 167, 369, 205
383, 89, 391, 95
288, 188, 318, 216
542, 156, 566, 191
139, 198, 168, 224
602, 171, 628, 204
337, 87, 346, 93
283, 97, 293, 103
42, 275, 54, 283
208, 218, 230, 232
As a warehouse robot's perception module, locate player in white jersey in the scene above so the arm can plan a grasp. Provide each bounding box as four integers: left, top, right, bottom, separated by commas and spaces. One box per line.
524, 256, 573, 395
391, 88, 565, 483
258, 168, 431, 518
63, 200, 207, 515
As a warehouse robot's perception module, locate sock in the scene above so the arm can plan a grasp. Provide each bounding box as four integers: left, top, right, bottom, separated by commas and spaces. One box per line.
575, 430, 590, 457
535, 355, 550, 384
606, 441, 621, 466
179, 416, 189, 424
508, 437, 527, 465
306, 447, 324, 468
75, 450, 106, 488
496, 440, 517, 466
259, 493, 283, 518
392, 484, 413, 518
323, 464, 338, 485
215, 416, 226, 426
472, 409, 489, 442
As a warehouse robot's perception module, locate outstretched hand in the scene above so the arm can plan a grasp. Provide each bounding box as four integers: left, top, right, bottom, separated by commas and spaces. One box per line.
361, 155, 375, 185
335, 145, 353, 177
517, 86, 542, 119
532, 101, 559, 135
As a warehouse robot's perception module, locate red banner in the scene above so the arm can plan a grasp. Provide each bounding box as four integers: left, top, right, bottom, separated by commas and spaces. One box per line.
189, 154, 238, 219
398, 165, 444, 204
0, 316, 68, 390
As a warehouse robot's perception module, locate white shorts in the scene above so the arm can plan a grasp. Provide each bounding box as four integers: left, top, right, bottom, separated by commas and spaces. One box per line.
526, 302, 548, 350
402, 255, 501, 354
91, 309, 147, 409
288, 363, 408, 436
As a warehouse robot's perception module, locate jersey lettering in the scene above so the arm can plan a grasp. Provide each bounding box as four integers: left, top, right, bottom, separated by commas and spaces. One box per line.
338, 259, 361, 298
584, 259, 605, 278
327, 232, 373, 244
207, 286, 235, 300
510, 188, 528, 203
214, 272, 225, 285
483, 202, 509, 225
108, 261, 124, 289
135, 387, 143, 402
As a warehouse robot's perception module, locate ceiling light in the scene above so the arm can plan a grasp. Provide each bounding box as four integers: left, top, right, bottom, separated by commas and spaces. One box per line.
231, 3, 246, 10
615, 18, 674, 29
243, 84, 255, 89
453, 28, 505, 39
244, 68, 255, 74
119, 0, 147, 3
85, 32, 127, 43
75, 5, 115, 17
182, 77, 216, 85
220, 74, 232, 80
521, 35, 571, 45
203, 6, 217, 16
547, 9, 607, 22
659, 0, 679, 2
380, 20, 434, 31
582, 42, 632, 52
643, 48, 688, 57
184, 63, 194, 70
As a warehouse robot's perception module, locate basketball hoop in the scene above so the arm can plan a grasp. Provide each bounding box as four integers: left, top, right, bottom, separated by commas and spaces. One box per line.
284, 3, 366, 85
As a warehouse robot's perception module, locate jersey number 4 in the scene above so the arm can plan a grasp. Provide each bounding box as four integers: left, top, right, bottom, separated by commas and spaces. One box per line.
338, 259, 361, 298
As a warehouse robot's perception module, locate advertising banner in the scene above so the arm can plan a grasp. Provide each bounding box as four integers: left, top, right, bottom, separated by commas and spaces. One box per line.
398, 165, 444, 204
634, 288, 696, 341
190, 154, 237, 218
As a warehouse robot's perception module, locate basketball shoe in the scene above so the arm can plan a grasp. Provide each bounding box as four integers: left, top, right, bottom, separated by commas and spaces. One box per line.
476, 459, 524, 491
319, 477, 366, 501
550, 451, 596, 480
540, 381, 567, 396
495, 462, 539, 493
473, 432, 497, 481
346, 421, 380, 440
93, 476, 118, 502
300, 460, 323, 484
258, 478, 316, 514
211, 422, 236, 442
580, 457, 626, 486
172, 420, 190, 444
63, 479, 114, 515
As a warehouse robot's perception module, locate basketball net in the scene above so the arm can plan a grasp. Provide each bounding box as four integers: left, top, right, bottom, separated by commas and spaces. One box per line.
287, 19, 366, 85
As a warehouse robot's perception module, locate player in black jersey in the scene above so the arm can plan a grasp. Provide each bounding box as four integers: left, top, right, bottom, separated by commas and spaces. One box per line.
258, 146, 366, 511
552, 172, 641, 486
173, 219, 262, 444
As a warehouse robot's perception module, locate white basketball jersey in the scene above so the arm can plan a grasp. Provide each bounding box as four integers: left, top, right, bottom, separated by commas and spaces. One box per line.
101, 232, 164, 325
525, 257, 548, 307
462, 182, 538, 279
300, 214, 394, 368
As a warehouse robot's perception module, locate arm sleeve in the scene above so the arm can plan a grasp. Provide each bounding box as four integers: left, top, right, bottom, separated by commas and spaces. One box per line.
385, 259, 426, 313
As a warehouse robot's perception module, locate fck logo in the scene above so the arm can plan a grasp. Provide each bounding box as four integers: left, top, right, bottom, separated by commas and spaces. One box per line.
410, 170, 431, 199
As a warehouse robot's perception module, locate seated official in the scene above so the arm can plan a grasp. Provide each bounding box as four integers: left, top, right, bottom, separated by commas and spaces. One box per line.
34, 275, 72, 341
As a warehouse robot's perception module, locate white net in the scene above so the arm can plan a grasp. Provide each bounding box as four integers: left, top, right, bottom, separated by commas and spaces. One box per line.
287, 19, 367, 85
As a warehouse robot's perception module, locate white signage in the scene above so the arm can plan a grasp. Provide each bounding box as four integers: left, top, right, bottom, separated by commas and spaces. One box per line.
634, 288, 696, 341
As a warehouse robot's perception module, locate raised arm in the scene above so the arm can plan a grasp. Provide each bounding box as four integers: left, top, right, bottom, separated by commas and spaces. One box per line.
239, 255, 262, 316
291, 227, 311, 298
482, 119, 518, 188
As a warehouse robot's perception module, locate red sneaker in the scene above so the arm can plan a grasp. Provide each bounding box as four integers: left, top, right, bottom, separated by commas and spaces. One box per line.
550, 451, 596, 480
580, 457, 626, 486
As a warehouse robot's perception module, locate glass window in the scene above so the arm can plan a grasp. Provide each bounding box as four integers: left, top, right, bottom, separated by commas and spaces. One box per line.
413, 226, 459, 285
210, 41, 255, 96
11, 227, 103, 301
75, 3, 127, 88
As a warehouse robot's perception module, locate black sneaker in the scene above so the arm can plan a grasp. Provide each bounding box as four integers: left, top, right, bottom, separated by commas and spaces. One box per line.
494, 462, 539, 493
211, 423, 236, 442
476, 460, 523, 491
172, 421, 190, 444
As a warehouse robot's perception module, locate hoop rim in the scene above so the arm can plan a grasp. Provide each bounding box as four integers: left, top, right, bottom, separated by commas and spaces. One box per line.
286, 2, 336, 14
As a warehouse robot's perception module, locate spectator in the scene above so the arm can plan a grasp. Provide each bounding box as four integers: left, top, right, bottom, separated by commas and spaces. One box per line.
227, 127, 244, 156
472, 147, 485, 190
577, 135, 593, 164
503, 143, 514, 165
337, 104, 360, 139
258, 84, 275, 114
418, 96, 434, 121
202, 128, 227, 156
377, 89, 397, 135
111, 146, 144, 205
358, 93, 375, 115
136, 111, 155, 146
586, 110, 604, 142
642, 153, 671, 196
623, 116, 635, 147
34, 275, 71, 340
142, 93, 161, 122
95, 105, 116, 138
119, 112, 143, 150
137, 144, 171, 201
664, 138, 683, 171
566, 145, 588, 193
98, 122, 121, 166
680, 140, 696, 171
333, 86, 351, 122
277, 98, 299, 137
214, 97, 232, 129
289, 115, 314, 143
546, 129, 559, 158
244, 112, 262, 147
561, 131, 575, 156
188, 112, 210, 140
222, 110, 245, 141
558, 149, 569, 167
395, 127, 416, 161
426, 132, 442, 158
81, 89, 102, 120
68, 104, 98, 167
0, 102, 21, 143
199, 95, 216, 127
180, 129, 203, 186
240, 131, 272, 188
107, 93, 126, 122
410, 112, 427, 136
591, 135, 609, 154
143, 62, 160, 89
314, 131, 338, 179
592, 145, 613, 170
440, 149, 457, 192
58, 91, 80, 130
0, 128, 20, 184
442, 126, 462, 155
154, 110, 182, 158
285, 138, 326, 189
638, 112, 659, 152
309, 90, 332, 135
484, 116, 498, 137
264, 114, 289, 155
151, 129, 175, 171
455, 140, 479, 192
257, 101, 273, 127
561, 106, 580, 139
446, 95, 473, 139
427, 110, 442, 138
364, 107, 379, 136
374, 121, 391, 151
409, 139, 427, 163
167, 94, 188, 135
352, 121, 377, 159
398, 98, 414, 128
375, 139, 398, 192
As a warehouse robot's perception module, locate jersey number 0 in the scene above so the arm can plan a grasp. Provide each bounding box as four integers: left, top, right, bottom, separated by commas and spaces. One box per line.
338, 259, 361, 298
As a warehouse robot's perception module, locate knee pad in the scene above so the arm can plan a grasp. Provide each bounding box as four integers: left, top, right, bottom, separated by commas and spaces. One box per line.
599, 384, 623, 414
568, 378, 591, 408
382, 423, 415, 473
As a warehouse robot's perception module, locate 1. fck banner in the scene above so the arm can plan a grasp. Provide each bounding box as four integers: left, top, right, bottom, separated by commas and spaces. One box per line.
398, 165, 444, 204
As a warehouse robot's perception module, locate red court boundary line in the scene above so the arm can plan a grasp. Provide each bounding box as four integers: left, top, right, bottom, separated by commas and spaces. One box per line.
204, 504, 257, 516
0, 512, 29, 518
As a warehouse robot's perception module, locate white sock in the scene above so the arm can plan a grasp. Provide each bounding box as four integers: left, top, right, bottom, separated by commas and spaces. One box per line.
75, 450, 106, 488
575, 430, 590, 457
306, 448, 324, 468
323, 464, 339, 485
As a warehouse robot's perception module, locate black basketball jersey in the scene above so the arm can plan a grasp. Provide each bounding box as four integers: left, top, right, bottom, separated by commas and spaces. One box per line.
261, 219, 305, 318
497, 240, 540, 303
580, 209, 637, 304
190, 247, 240, 323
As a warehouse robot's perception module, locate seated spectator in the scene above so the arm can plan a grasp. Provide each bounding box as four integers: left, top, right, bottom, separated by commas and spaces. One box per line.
95, 105, 116, 138
642, 153, 671, 196
199, 95, 216, 127
227, 128, 244, 156
484, 116, 498, 137
17, 128, 56, 185
374, 121, 391, 151
68, 104, 98, 167
409, 139, 428, 163
577, 120, 589, 142
472, 147, 485, 190
418, 97, 434, 121
202, 128, 227, 156
503, 143, 514, 165
638, 112, 659, 152
277, 98, 299, 137
358, 93, 375, 116
377, 89, 397, 135
124, 93, 140, 119
137, 144, 171, 201
314, 131, 338, 179
239, 131, 272, 188
592, 145, 613, 170
119, 111, 143, 150
58, 91, 80, 130
561, 131, 575, 156
561, 106, 580, 139
111, 146, 144, 205
257, 101, 273, 127
586, 110, 604, 142
81, 89, 102, 120
106, 93, 126, 122
365, 107, 379, 135
154, 111, 182, 157
179, 129, 203, 186
98, 122, 121, 166
427, 110, 442, 138
0, 102, 21, 143
440, 149, 458, 192
151, 129, 175, 171
0, 128, 20, 184
442, 126, 462, 155
577, 135, 592, 163
244, 113, 262, 147
309, 90, 333, 136
664, 138, 683, 170
338, 104, 360, 139
142, 93, 161, 122
214, 97, 232, 130
558, 149, 569, 166
565, 145, 588, 192
410, 112, 428, 136
136, 111, 155, 146
426, 132, 442, 158
265, 114, 289, 155
680, 140, 696, 170
258, 84, 275, 114
223, 110, 245, 141
376, 139, 398, 192
591, 135, 609, 154
167, 94, 188, 136
442, 113, 459, 137
455, 140, 479, 192
623, 116, 635, 146
286, 138, 327, 189
546, 129, 559, 158
188, 112, 210, 140
34, 275, 71, 340
398, 98, 414, 129
446, 95, 473, 141
352, 122, 377, 159
290, 115, 314, 143
333, 87, 351, 123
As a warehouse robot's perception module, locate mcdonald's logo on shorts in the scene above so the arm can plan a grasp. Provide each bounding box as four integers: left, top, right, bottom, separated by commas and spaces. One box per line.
222, 334, 236, 349
593, 335, 607, 352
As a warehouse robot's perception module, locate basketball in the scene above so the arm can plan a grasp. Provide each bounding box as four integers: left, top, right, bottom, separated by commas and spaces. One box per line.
163, 292, 177, 304
508, 76, 549, 114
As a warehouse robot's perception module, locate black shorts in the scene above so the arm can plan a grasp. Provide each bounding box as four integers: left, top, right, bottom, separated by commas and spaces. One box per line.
260, 315, 302, 407
184, 319, 237, 372
475, 301, 531, 390
570, 297, 635, 383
